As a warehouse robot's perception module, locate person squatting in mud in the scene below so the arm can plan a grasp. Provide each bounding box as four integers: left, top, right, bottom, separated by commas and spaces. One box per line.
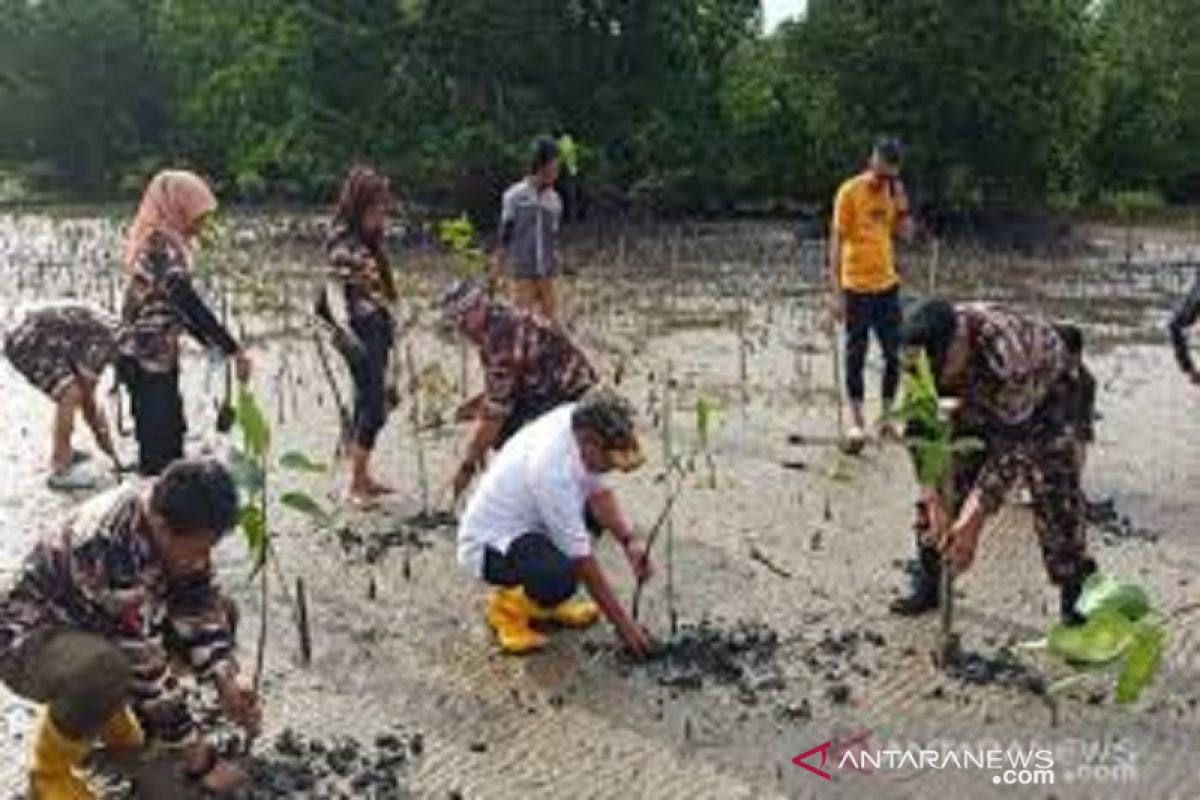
891, 300, 1098, 625
317, 165, 402, 508
457, 388, 654, 657
0, 458, 262, 798
490, 136, 565, 321
4, 303, 123, 490
118, 170, 253, 477
438, 280, 598, 503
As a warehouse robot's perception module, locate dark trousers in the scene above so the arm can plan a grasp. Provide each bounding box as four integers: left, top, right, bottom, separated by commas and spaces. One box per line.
483, 534, 578, 608
348, 313, 394, 450
118, 356, 185, 476
844, 287, 902, 405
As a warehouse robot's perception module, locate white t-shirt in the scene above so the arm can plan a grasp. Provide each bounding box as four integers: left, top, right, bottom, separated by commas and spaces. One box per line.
458, 404, 604, 577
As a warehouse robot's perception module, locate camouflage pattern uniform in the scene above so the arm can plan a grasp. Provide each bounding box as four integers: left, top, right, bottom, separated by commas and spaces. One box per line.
0, 485, 238, 744
117, 232, 239, 373
479, 303, 597, 444
4, 304, 118, 399
915, 304, 1092, 585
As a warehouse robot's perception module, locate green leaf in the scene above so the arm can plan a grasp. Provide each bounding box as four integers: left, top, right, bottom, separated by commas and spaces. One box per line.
237, 388, 271, 457
281, 491, 330, 522
1077, 573, 1152, 622
279, 451, 326, 473
1116, 623, 1166, 703
239, 503, 268, 571
912, 438, 951, 488
228, 446, 265, 494
1048, 609, 1136, 665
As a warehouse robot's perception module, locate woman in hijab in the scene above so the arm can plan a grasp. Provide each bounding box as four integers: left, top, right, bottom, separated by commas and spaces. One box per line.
117, 170, 252, 476
318, 165, 399, 506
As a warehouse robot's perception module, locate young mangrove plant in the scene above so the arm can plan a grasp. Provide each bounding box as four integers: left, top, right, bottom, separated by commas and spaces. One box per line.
228, 386, 330, 694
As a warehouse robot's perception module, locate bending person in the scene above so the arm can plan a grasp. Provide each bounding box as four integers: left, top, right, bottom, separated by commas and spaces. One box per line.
438, 281, 596, 502
891, 301, 1097, 625
4, 303, 122, 489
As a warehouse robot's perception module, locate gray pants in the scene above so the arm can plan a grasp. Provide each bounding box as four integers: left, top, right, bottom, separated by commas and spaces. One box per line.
0, 629, 130, 738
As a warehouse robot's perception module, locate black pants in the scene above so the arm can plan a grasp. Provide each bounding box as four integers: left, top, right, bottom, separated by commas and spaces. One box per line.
845, 287, 902, 405
482, 534, 578, 608
348, 313, 394, 450
118, 356, 185, 476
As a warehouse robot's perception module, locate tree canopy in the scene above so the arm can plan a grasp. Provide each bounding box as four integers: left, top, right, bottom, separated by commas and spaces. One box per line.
0, 0, 1196, 214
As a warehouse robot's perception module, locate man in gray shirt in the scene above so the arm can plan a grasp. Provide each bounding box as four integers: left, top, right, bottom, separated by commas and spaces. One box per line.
491, 137, 564, 321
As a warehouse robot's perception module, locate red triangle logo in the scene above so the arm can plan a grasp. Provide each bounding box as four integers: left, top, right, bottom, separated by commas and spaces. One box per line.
793, 741, 833, 780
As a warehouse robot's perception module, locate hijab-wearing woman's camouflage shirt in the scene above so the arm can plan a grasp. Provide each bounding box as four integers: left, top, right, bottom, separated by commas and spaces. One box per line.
118, 233, 239, 373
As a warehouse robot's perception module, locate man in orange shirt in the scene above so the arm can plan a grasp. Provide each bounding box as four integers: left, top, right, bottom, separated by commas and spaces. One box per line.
829, 138, 915, 448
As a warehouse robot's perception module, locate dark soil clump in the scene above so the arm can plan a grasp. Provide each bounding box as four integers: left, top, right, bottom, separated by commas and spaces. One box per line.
227, 727, 423, 799
633, 619, 786, 704
941, 644, 1047, 696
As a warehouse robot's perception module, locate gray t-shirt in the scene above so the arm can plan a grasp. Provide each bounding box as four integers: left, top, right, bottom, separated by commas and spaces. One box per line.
500, 179, 562, 279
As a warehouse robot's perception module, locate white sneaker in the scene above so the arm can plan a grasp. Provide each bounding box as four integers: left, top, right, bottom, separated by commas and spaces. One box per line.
46, 463, 101, 492
844, 425, 867, 454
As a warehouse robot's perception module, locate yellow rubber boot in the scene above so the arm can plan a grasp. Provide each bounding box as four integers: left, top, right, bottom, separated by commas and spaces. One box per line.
486, 588, 548, 654
525, 593, 600, 628
29, 710, 95, 800
98, 706, 144, 752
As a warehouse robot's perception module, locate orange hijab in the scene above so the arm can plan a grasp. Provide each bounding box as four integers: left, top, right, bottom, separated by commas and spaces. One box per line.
123, 170, 218, 274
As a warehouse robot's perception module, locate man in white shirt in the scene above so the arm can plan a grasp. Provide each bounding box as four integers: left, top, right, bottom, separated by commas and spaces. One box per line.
458, 388, 653, 657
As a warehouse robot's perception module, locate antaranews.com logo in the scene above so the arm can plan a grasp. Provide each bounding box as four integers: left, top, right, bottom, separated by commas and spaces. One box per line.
793, 730, 1138, 788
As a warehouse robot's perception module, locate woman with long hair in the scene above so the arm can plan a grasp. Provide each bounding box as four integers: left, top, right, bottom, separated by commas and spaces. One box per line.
319, 165, 400, 505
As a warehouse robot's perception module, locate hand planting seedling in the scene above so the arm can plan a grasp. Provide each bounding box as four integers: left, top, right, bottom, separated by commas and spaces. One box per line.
888, 351, 982, 662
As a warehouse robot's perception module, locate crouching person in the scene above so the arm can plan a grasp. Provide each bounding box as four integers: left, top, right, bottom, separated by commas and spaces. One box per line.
0, 458, 261, 798
457, 388, 653, 657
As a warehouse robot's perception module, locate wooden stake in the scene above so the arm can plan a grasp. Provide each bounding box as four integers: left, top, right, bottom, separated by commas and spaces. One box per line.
405, 342, 430, 513
296, 577, 312, 666
663, 361, 678, 636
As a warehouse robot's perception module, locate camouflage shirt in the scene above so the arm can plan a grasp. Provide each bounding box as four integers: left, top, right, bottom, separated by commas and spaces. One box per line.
953, 304, 1073, 512
117, 233, 239, 373
0, 485, 237, 746
480, 304, 596, 419
325, 224, 394, 322
4, 303, 118, 398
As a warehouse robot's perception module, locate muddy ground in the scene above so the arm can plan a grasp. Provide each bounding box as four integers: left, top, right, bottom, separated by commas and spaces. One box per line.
1, 215, 1199, 799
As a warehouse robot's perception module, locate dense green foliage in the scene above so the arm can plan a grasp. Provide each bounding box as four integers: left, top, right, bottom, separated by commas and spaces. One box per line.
1, 0, 1197, 213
